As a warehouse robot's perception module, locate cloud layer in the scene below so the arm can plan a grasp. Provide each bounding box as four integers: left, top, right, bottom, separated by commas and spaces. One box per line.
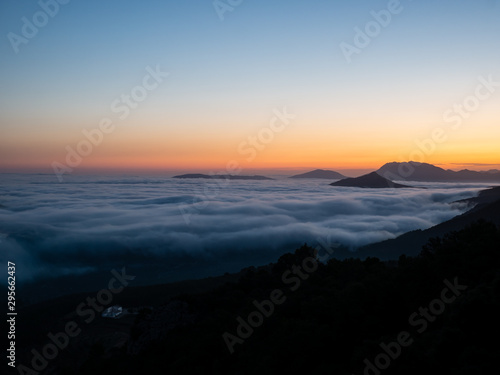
0, 174, 490, 285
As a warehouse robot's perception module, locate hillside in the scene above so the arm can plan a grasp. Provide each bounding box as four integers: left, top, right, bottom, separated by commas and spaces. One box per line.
289, 169, 345, 179
26, 222, 500, 375
378, 161, 500, 182
330, 171, 415, 188
357, 189, 500, 259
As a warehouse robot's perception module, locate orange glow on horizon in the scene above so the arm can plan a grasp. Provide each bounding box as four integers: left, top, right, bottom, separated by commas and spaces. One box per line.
2, 117, 499, 174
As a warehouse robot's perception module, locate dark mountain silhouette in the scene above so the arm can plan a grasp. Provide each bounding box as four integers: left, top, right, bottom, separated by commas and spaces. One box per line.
289, 169, 345, 179
173, 174, 273, 180
378, 161, 500, 182
357, 187, 500, 259
454, 186, 500, 209
330, 171, 414, 188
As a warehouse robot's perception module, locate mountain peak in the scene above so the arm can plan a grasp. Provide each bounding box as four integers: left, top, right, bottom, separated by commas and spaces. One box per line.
290, 169, 345, 179
377, 162, 500, 182
330, 171, 414, 188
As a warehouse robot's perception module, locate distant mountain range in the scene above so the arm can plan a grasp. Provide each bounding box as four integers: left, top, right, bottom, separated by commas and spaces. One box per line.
330, 171, 415, 188
289, 169, 346, 179
172, 162, 500, 183
173, 174, 273, 180
356, 186, 500, 259
378, 161, 500, 182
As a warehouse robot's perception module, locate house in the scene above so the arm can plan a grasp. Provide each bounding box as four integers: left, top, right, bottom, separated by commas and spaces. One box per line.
102, 305, 123, 319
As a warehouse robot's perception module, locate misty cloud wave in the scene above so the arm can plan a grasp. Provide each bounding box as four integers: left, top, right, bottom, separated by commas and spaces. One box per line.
0, 174, 489, 283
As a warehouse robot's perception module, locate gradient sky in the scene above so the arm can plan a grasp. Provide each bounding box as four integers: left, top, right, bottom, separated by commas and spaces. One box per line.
1, 0, 499, 174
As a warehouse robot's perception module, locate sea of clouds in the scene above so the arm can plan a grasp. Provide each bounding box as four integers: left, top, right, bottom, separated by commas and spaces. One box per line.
0, 174, 490, 288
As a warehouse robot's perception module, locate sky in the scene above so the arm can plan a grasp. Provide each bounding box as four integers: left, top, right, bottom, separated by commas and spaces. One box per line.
1, 0, 499, 175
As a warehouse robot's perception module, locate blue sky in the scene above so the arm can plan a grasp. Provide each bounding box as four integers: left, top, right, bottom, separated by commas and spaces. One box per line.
1, 0, 499, 173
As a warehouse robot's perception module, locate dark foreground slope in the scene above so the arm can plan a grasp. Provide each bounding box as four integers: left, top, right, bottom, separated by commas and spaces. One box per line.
455, 186, 500, 208
357, 187, 500, 259
19, 220, 500, 375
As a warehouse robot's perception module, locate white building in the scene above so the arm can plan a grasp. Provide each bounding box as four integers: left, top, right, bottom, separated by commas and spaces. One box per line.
102, 305, 123, 319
